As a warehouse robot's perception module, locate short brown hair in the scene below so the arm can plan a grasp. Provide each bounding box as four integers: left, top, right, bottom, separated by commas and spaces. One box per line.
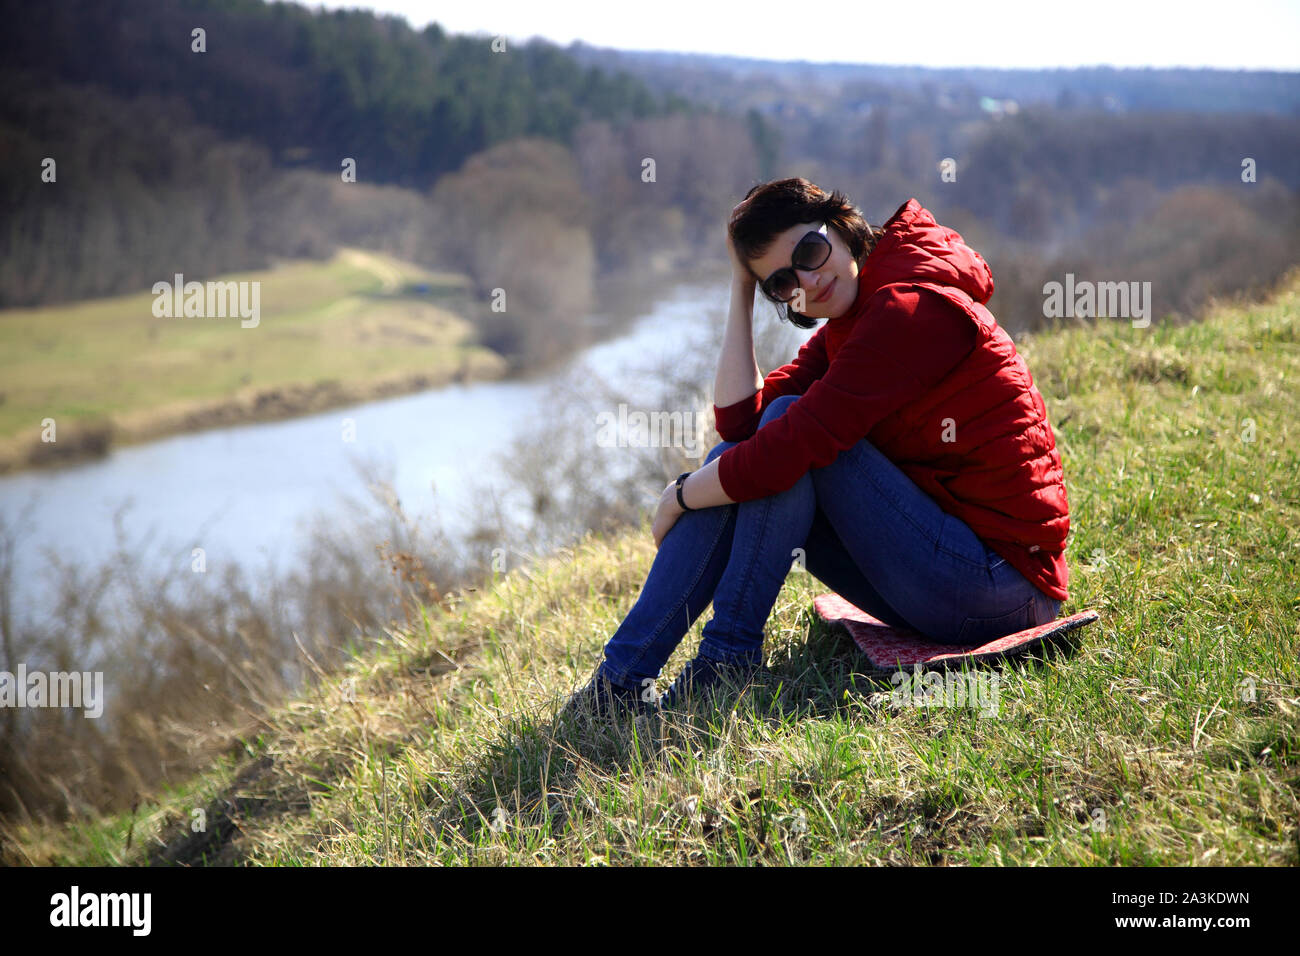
729, 178, 882, 329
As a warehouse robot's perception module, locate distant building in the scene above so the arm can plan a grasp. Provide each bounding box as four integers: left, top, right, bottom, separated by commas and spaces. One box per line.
979, 96, 1020, 116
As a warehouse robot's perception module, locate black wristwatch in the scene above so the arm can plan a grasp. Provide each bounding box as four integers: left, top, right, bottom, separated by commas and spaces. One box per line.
675, 471, 697, 512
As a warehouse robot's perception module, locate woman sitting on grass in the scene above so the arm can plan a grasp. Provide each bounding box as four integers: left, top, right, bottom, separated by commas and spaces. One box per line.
563, 177, 1070, 721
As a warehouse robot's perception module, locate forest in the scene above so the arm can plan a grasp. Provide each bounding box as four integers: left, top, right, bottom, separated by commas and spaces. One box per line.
2, 0, 1297, 351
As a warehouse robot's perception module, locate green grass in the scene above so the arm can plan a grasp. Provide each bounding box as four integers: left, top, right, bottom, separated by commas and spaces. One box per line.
0, 248, 501, 452
5, 272, 1298, 866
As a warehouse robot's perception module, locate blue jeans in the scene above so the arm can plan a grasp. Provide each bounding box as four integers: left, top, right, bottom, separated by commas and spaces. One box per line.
597, 394, 1062, 692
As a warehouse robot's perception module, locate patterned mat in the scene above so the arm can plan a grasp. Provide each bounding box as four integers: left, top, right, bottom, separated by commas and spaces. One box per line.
813, 593, 1100, 676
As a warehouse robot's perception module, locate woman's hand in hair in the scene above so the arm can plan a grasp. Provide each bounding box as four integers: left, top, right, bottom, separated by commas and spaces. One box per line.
727, 200, 756, 287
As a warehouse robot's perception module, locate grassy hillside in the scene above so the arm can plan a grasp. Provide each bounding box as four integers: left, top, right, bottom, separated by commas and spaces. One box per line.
0, 248, 507, 473
4, 272, 1298, 866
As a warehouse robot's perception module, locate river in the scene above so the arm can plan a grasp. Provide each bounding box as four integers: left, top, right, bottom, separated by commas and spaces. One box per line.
0, 280, 803, 631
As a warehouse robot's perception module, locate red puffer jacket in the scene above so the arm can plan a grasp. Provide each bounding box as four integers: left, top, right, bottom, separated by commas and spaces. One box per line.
713, 198, 1070, 601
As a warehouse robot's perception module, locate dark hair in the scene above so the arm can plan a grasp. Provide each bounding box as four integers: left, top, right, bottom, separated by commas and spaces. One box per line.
729, 178, 883, 329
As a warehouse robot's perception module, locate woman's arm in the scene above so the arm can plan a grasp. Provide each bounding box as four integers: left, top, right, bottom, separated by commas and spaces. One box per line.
715, 206, 762, 408
657, 272, 752, 530
714, 330, 830, 441
652, 207, 769, 547
714, 268, 763, 409
652, 230, 757, 547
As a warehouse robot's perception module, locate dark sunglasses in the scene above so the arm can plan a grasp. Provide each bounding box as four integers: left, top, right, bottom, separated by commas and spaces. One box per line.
759, 223, 831, 303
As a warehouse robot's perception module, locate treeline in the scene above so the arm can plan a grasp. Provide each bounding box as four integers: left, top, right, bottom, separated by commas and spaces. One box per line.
3, 0, 1298, 342
0, 0, 771, 370
426, 107, 761, 368
569, 46, 1300, 115
0, 71, 310, 308
0, 70, 761, 370
973, 180, 1300, 337
0, 0, 689, 187
948, 108, 1300, 239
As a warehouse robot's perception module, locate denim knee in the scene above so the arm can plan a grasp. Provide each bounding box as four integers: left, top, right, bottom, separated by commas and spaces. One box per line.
759, 394, 799, 427
813, 429, 879, 472
705, 394, 799, 467
705, 439, 735, 465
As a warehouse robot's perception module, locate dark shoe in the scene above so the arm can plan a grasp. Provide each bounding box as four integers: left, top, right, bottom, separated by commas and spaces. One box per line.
659, 655, 761, 712
558, 673, 658, 725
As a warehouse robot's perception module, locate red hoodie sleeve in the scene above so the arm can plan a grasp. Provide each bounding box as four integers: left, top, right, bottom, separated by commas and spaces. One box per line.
713, 326, 830, 441
715, 286, 976, 502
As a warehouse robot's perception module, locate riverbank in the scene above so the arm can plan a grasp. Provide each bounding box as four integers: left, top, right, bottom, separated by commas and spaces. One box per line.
0, 352, 510, 474
0, 248, 509, 475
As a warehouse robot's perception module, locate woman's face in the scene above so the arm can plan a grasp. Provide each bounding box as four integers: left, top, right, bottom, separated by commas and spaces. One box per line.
748, 221, 861, 320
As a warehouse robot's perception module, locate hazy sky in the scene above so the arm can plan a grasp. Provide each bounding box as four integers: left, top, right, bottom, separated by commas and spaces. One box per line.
302, 0, 1300, 70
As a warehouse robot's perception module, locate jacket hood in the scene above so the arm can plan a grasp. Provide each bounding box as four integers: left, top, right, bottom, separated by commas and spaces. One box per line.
850, 198, 994, 307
